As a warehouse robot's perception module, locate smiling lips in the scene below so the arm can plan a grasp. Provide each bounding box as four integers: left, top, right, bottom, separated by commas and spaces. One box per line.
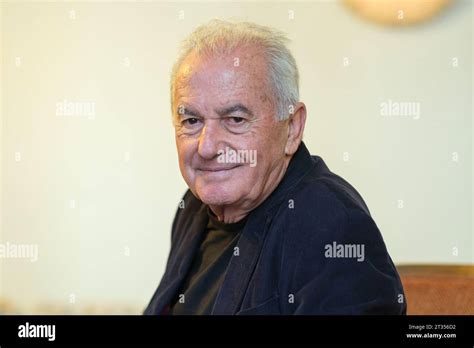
197, 165, 240, 172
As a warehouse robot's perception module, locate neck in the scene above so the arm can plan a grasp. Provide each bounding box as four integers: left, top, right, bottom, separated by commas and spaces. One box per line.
208, 206, 250, 224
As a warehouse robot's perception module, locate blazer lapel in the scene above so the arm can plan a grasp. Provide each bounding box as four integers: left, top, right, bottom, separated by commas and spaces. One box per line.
148, 204, 209, 315
211, 207, 273, 315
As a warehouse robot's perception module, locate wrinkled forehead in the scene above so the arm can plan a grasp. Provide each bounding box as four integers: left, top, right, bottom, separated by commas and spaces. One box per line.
174, 46, 272, 103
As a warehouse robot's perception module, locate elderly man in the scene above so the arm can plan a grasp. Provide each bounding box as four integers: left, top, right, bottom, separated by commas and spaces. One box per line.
144, 20, 406, 315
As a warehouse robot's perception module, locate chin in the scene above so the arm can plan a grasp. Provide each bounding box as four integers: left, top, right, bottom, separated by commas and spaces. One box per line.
194, 181, 241, 206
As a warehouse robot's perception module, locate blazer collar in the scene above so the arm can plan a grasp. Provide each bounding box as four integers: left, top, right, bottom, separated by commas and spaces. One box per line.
247, 140, 317, 236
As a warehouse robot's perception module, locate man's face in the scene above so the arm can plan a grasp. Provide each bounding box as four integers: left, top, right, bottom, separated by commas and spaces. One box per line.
173, 46, 289, 210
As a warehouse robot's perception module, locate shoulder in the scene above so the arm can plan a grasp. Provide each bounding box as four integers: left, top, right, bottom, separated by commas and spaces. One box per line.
282, 155, 373, 233
275, 156, 390, 271
275, 159, 403, 313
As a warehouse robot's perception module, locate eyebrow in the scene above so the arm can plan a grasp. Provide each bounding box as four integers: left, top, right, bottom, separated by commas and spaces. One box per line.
176, 103, 254, 119
215, 104, 254, 117
177, 107, 201, 118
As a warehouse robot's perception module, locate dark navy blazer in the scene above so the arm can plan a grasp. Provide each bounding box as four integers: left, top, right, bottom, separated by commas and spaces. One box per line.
144, 142, 406, 315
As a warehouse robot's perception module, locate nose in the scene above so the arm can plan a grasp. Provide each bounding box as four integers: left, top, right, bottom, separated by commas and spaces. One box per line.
197, 119, 224, 160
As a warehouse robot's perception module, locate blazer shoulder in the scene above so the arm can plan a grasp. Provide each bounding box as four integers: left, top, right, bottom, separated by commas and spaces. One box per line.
285, 164, 371, 227
279, 161, 384, 255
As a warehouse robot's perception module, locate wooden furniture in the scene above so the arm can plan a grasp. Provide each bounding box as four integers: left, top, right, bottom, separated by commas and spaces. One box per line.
397, 265, 474, 314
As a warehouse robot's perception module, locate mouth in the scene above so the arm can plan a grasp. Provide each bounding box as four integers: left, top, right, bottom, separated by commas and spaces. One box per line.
196, 165, 240, 173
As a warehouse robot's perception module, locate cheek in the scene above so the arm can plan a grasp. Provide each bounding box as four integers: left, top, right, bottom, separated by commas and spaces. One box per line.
176, 138, 196, 172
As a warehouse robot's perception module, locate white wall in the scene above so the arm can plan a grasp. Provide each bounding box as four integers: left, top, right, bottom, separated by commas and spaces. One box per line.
1, 0, 472, 313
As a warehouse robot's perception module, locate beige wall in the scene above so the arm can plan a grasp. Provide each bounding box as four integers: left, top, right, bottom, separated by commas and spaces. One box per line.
1, 0, 472, 313
0, 0, 3, 300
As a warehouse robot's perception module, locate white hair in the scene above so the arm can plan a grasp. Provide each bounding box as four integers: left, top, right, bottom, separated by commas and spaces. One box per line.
170, 19, 300, 121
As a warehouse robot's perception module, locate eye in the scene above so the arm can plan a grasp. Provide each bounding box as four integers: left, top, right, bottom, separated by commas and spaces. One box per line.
182, 117, 200, 126
229, 117, 244, 123
225, 116, 246, 124
222, 116, 252, 134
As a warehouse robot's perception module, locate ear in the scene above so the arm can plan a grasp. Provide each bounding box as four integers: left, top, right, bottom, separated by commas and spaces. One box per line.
285, 102, 307, 156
